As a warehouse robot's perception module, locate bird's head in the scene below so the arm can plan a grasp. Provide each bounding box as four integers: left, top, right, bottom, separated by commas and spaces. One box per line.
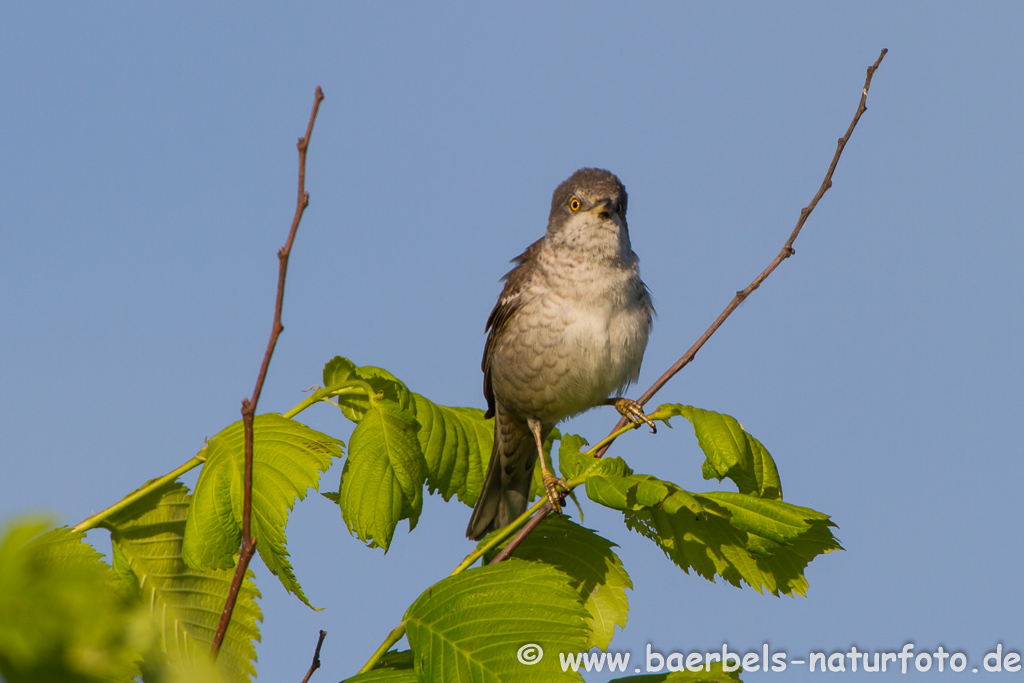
546, 168, 631, 256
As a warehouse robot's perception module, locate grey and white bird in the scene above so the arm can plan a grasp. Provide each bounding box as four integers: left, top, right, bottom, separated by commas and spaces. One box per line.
466, 168, 655, 540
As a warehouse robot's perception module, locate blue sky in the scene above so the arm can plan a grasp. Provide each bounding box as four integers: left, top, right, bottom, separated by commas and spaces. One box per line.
2, 3, 1022, 681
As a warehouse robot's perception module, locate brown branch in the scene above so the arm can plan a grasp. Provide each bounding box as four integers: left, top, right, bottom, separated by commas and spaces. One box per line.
300, 631, 328, 683
494, 49, 888, 562
488, 501, 553, 564
210, 85, 325, 659
593, 48, 888, 456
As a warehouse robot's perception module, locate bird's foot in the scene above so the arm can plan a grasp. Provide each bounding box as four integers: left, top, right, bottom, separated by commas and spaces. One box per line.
542, 471, 569, 514
615, 398, 657, 434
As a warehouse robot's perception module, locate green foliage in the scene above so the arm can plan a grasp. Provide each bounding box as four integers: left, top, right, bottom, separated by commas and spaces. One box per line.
110, 483, 261, 683
319, 357, 838, 676
181, 414, 342, 608
403, 559, 590, 681
0, 520, 144, 683
621, 488, 839, 596
585, 466, 839, 596
324, 357, 498, 550
4, 354, 843, 682
510, 515, 632, 651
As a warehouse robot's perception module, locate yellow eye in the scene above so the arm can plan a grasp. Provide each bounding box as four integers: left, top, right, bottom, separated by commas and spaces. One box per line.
570, 198, 581, 212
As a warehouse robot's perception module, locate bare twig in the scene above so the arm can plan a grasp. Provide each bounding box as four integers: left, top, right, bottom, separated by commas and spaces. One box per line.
594, 48, 888, 456
495, 48, 888, 561
210, 85, 325, 659
300, 631, 328, 683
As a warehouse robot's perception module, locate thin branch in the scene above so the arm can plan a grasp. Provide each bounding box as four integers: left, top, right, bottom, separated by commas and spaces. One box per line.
300, 631, 328, 683
495, 48, 888, 560
210, 85, 325, 660
593, 48, 888, 457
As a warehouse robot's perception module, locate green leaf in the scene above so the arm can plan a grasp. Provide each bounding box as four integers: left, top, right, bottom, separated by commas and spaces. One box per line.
586, 473, 840, 596
182, 414, 342, 608
109, 483, 262, 683
323, 357, 498, 508
557, 434, 592, 480
511, 516, 632, 651
0, 520, 145, 683
324, 357, 413, 423
403, 559, 590, 681
340, 650, 417, 683
559, 434, 631, 483
585, 474, 706, 516
653, 405, 781, 500
339, 400, 425, 551
407, 393, 492, 506
608, 660, 743, 682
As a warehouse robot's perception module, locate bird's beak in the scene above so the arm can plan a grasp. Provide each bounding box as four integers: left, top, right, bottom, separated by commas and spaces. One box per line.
587, 198, 616, 219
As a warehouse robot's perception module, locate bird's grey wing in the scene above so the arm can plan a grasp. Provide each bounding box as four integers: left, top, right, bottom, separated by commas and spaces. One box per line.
482, 239, 542, 419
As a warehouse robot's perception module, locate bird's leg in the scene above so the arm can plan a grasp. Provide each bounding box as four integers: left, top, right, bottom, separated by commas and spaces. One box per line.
606, 398, 657, 434
528, 417, 568, 514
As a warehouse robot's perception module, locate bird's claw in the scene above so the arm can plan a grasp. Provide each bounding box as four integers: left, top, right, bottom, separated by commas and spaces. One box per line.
542, 471, 569, 514
615, 398, 657, 434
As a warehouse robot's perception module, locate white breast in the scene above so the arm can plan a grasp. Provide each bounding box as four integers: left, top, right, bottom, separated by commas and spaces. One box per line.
537, 262, 652, 418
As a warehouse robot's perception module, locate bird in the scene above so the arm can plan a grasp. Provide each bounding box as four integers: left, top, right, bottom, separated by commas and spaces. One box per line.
466, 168, 655, 540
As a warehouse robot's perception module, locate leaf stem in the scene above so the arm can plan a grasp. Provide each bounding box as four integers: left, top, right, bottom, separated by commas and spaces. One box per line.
72, 453, 206, 532
282, 382, 380, 420
357, 621, 408, 674
583, 422, 638, 456
283, 387, 338, 419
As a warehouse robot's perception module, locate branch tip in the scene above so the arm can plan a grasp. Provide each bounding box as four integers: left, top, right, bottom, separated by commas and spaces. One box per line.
211, 84, 324, 660
589, 50, 887, 454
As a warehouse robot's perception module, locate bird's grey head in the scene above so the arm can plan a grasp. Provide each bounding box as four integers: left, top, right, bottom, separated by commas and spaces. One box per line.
546, 168, 630, 253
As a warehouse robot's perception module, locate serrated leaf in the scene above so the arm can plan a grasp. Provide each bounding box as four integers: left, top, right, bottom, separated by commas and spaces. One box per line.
403, 559, 589, 682
0, 520, 145, 683
607, 660, 743, 682
654, 405, 781, 500
341, 650, 416, 682
182, 414, 342, 608
109, 483, 261, 683
323, 357, 499, 509
407, 393, 492, 506
397, 389, 558, 509
324, 357, 413, 423
339, 400, 425, 551
511, 516, 632, 651
586, 473, 840, 596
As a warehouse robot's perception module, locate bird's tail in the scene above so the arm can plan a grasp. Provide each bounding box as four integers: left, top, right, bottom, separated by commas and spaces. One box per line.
466, 406, 538, 540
